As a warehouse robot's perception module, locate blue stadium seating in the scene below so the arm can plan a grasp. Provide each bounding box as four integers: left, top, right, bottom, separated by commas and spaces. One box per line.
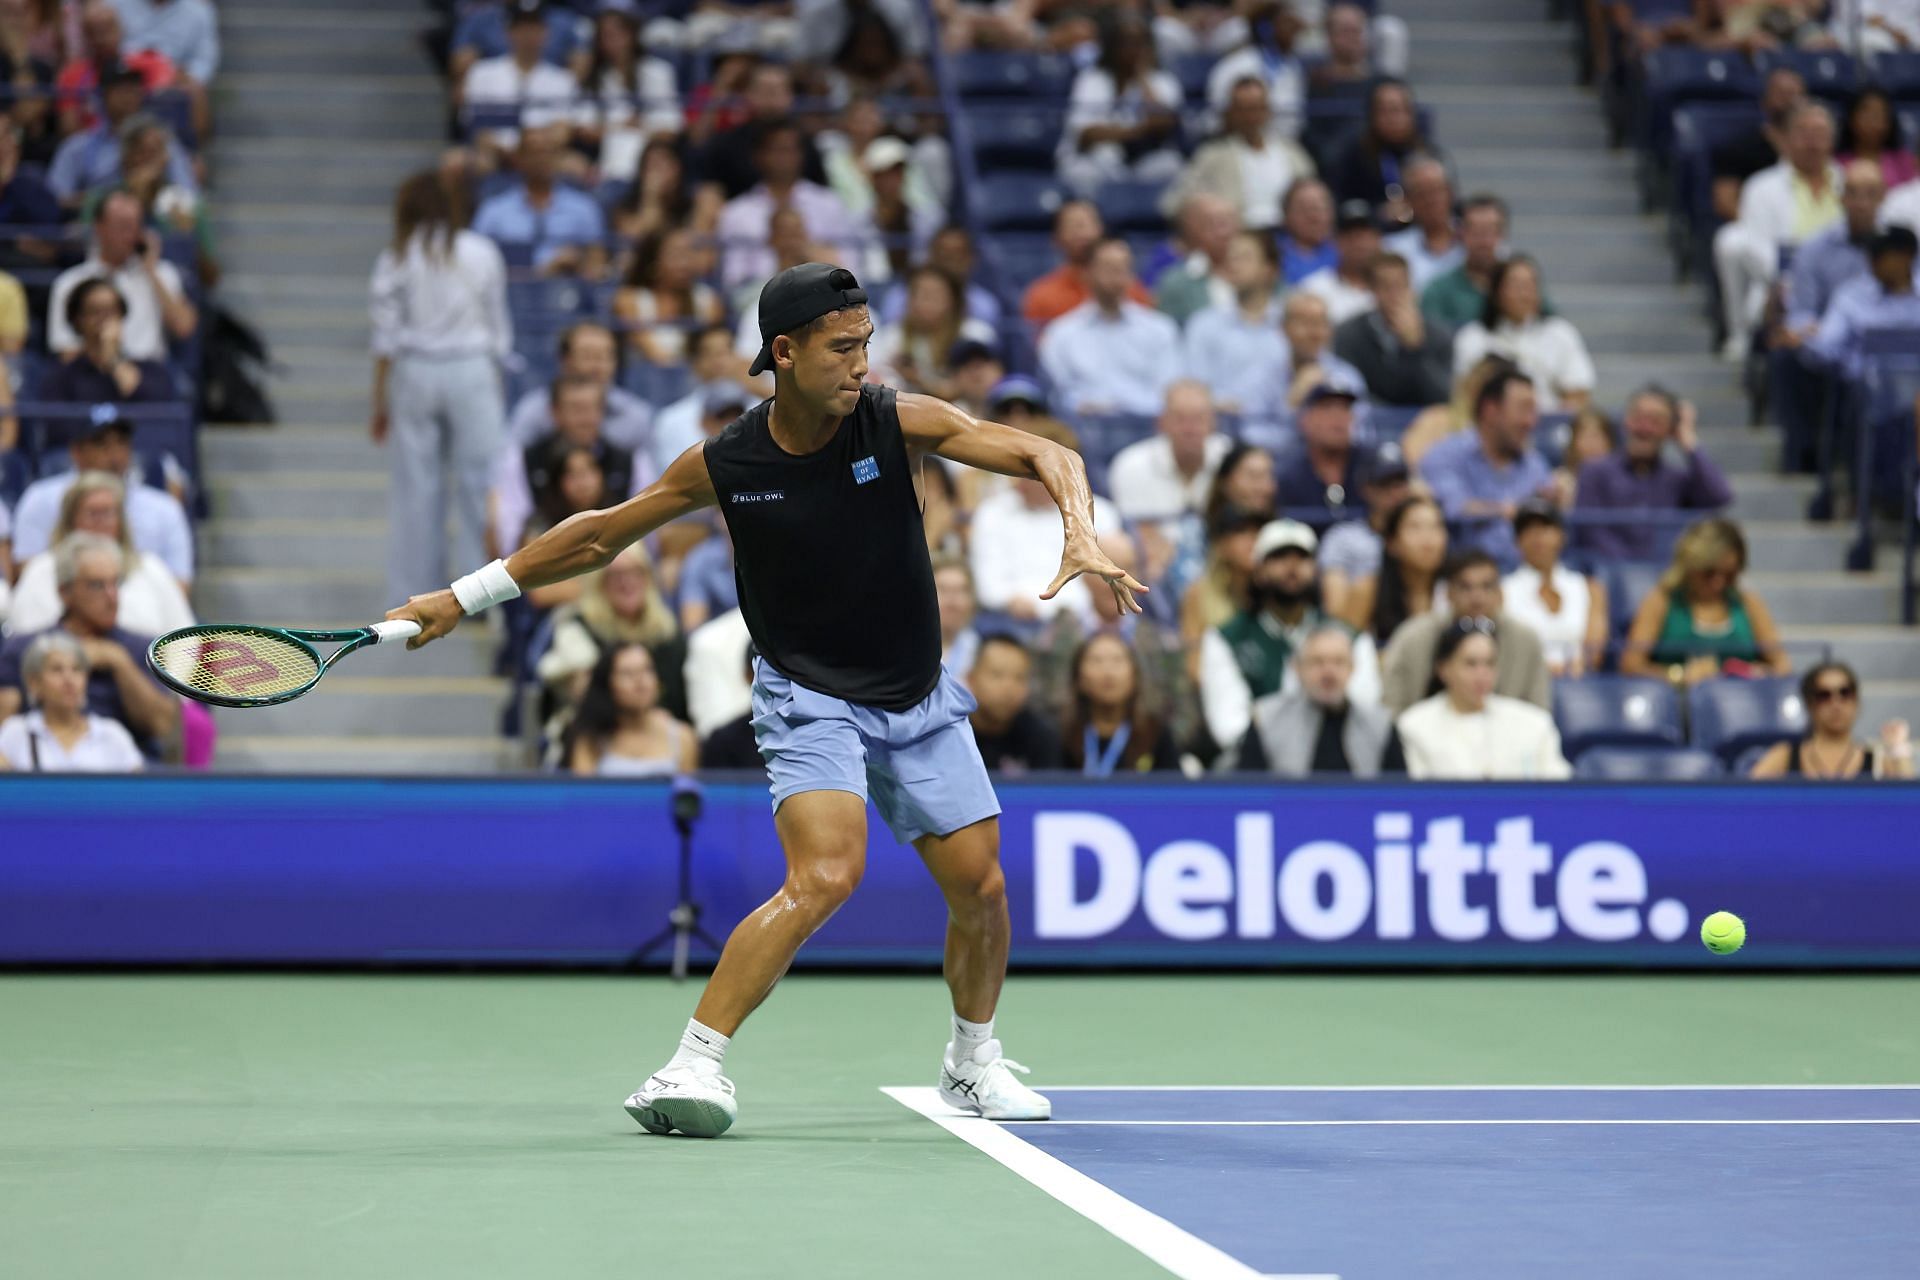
1638, 47, 1760, 158
1574, 746, 1723, 780
1554, 676, 1685, 760
1603, 560, 1665, 640
982, 231, 1056, 290
1754, 49, 1858, 100
1872, 51, 1920, 102
1689, 676, 1808, 762
1169, 51, 1216, 102
951, 51, 1071, 99
968, 108, 1066, 170
973, 172, 1067, 232
1096, 180, 1172, 233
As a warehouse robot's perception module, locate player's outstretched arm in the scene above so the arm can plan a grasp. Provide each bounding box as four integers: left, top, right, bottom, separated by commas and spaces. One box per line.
898, 393, 1147, 614
385, 444, 718, 648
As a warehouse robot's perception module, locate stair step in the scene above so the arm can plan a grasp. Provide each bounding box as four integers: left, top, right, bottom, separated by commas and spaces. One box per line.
209, 472, 385, 519
1725, 473, 1820, 521
223, 4, 426, 29
203, 520, 386, 568
1740, 521, 1859, 571
201, 427, 383, 471
213, 735, 517, 775
1779, 626, 1920, 677
1740, 571, 1904, 624
196, 567, 387, 623
232, 677, 504, 738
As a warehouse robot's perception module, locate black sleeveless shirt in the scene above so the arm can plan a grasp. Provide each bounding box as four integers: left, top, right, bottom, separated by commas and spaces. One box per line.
703, 384, 941, 710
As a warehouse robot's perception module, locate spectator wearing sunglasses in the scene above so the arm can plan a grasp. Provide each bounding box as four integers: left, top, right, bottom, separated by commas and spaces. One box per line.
1619, 518, 1792, 685
1748, 663, 1914, 780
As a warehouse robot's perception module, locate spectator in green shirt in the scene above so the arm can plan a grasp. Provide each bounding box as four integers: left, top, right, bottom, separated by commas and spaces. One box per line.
1421, 193, 1506, 331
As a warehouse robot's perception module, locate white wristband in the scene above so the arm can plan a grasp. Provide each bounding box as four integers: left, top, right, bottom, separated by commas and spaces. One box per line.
450, 559, 521, 615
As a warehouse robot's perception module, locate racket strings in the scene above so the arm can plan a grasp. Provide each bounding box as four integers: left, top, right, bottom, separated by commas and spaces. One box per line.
151, 628, 322, 701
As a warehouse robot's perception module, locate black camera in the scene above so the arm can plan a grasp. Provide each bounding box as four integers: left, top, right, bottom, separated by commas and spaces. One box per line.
671, 774, 703, 832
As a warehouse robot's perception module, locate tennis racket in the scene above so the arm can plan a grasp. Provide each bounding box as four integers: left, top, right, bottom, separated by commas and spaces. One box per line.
145, 620, 421, 708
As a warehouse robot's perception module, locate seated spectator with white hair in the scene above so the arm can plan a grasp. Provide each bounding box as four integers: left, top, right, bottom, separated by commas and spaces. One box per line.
473, 126, 608, 278
1451, 255, 1594, 411
1333, 250, 1455, 408
8, 475, 192, 636
460, 0, 581, 159
1038, 238, 1184, 416
9, 410, 193, 586
1153, 193, 1241, 325
1236, 623, 1405, 776
47, 189, 197, 359
1057, 10, 1185, 196
1298, 199, 1382, 326
508, 320, 651, 452
1161, 76, 1316, 232
1382, 155, 1462, 290
1200, 518, 1380, 753
1108, 381, 1232, 524
966, 633, 1063, 774
1182, 232, 1288, 420
0, 531, 178, 756
0, 630, 143, 772
1395, 619, 1571, 780
1713, 100, 1842, 361
969, 418, 1123, 622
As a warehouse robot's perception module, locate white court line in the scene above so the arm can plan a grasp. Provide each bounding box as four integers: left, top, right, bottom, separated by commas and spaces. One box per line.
882, 1086, 1337, 1280
1041, 1083, 1920, 1092
998, 1118, 1920, 1127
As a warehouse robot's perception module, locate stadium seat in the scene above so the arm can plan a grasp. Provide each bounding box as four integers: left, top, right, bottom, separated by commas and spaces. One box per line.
951, 51, 1071, 98
1169, 51, 1215, 102
1603, 561, 1664, 641
1574, 746, 1723, 780
1873, 51, 1920, 102
1638, 47, 1760, 157
982, 231, 1056, 291
1755, 49, 1858, 99
968, 109, 1066, 170
1553, 676, 1685, 760
973, 173, 1067, 232
1689, 676, 1808, 762
1096, 180, 1172, 233
1534, 412, 1575, 464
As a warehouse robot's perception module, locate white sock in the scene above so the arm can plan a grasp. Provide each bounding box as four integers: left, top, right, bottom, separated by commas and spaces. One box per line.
667, 1018, 729, 1074
950, 1014, 994, 1062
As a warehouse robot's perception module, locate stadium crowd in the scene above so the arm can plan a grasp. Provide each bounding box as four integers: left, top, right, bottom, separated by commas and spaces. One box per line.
3, 0, 1916, 783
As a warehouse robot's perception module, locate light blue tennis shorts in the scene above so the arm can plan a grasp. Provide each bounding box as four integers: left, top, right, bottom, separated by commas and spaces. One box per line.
748, 657, 1002, 844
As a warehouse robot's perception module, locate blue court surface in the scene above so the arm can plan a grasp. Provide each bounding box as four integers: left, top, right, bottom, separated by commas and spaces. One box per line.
884, 1086, 1920, 1280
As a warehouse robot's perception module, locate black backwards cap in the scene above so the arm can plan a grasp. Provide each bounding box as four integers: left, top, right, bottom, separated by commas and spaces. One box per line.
749, 262, 868, 377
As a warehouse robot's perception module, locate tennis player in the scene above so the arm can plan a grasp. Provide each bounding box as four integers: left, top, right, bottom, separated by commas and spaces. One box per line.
389, 263, 1145, 1138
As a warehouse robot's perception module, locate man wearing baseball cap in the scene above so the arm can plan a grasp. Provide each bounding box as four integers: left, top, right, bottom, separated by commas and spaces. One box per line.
1274, 379, 1374, 513
1297, 199, 1382, 325
9, 406, 192, 584
1198, 517, 1380, 754
391, 262, 1145, 1138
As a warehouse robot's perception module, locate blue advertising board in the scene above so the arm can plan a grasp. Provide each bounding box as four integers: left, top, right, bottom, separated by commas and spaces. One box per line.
2, 775, 1916, 966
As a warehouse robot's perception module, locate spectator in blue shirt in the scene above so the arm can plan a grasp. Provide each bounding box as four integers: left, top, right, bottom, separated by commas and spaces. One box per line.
1277, 177, 1336, 285
678, 527, 738, 634
110, 0, 219, 83
1804, 225, 1920, 381
47, 73, 194, 208
0, 124, 60, 276
472, 125, 608, 276
1782, 159, 1883, 334
1418, 366, 1561, 568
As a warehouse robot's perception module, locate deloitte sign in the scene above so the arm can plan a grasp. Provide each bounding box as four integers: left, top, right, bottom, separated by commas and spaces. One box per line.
1031, 810, 1694, 946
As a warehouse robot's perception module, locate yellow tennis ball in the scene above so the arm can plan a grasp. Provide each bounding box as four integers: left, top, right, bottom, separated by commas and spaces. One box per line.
1701, 911, 1746, 955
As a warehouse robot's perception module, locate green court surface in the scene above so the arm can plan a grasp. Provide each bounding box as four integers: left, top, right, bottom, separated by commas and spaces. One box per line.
3, 973, 1915, 1280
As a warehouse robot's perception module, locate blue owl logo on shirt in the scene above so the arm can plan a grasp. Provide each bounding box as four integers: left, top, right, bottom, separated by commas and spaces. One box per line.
852, 456, 880, 485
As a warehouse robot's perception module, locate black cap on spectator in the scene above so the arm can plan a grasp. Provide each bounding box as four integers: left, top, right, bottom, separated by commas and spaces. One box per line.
55, 403, 132, 448
1299, 381, 1359, 409
99, 60, 144, 89
949, 337, 999, 368
1359, 440, 1410, 487
749, 262, 868, 377
1336, 200, 1377, 232
1512, 499, 1564, 536
507, 0, 546, 27
1869, 226, 1919, 259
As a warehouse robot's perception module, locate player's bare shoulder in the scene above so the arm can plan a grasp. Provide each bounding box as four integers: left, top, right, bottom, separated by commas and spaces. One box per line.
896, 391, 976, 460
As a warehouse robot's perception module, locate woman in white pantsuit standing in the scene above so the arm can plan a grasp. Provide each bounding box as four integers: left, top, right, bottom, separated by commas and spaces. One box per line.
370, 172, 513, 609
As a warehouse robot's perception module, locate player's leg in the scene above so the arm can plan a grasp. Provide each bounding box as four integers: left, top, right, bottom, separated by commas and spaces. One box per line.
913, 816, 1008, 1026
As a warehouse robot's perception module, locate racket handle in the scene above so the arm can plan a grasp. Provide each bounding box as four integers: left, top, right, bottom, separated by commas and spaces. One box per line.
371, 620, 422, 644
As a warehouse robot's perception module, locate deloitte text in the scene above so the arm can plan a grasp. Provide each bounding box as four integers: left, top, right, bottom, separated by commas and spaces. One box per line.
1032, 811, 1693, 944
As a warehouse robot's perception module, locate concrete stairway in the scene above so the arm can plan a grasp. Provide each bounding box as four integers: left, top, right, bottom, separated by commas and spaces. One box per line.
1395, 0, 1920, 732
199, 0, 513, 773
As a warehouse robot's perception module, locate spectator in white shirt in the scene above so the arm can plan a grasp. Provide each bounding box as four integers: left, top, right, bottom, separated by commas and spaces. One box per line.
0, 631, 143, 772
1207, 0, 1307, 141
369, 171, 512, 608
715, 120, 862, 290
462, 0, 581, 159
572, 3, 679, 183
1382, 155, 1462, 291
1713, 100, 1843, 360
1058, 9, 1185, 196
9, 412, 193, 585
1299, 198, 1382, 327
1395, 619, 1571, 780
47, 191, 196, 360
1161, 76, 1316, 231
1183, 230, 1288, 421
1500, 500, 1606, 678
1039, 237, 1185, 416
1452, 255, 1595, 411
507, 320, 651, 453
1830, 0, 1920, 52
7, 476, 193, 638
1109, 380, 1233, 522
969, 418, 1123, 623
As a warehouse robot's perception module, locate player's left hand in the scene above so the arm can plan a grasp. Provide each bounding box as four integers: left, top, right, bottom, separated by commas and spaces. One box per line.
1041, 538, 1149, 614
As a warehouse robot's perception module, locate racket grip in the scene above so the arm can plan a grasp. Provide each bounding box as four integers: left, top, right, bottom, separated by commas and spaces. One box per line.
371, 620, 422, 644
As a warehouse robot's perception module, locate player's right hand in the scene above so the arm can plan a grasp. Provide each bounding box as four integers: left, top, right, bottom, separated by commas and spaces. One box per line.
386, 590, 464, 650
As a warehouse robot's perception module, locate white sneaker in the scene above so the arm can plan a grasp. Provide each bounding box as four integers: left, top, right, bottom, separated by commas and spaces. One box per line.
937, 1038, 1052, 1121
623, 1063, 738, 1138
